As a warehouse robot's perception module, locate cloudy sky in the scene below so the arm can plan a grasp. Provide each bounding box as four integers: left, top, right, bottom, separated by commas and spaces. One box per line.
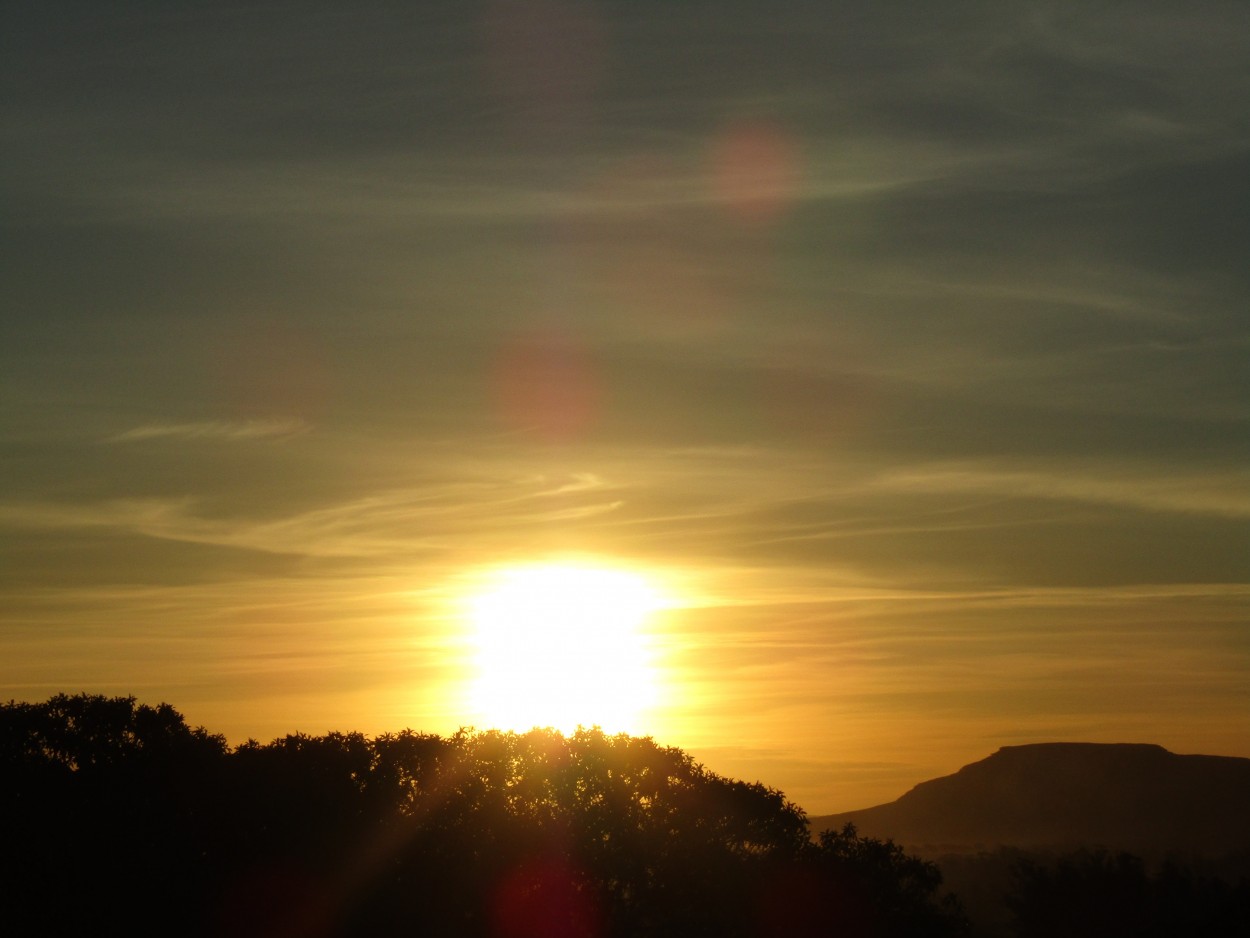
3, 0, 1247, 812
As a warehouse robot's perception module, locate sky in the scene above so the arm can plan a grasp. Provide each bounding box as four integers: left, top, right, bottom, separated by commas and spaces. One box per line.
2, 0, 1248, 814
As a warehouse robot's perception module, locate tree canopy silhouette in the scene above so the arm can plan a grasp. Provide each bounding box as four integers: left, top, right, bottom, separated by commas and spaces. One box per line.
1, 694, 967, 937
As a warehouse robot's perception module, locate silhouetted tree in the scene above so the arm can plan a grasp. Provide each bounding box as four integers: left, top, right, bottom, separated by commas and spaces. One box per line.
813, 824, 967, 936
2, 694, 972, 937
1, 694, 228, 934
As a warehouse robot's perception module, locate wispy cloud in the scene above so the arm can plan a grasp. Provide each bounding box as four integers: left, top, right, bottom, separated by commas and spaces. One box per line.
0, 471, 629, 559
874, 462, 1250, 518
108, 419, 310, 443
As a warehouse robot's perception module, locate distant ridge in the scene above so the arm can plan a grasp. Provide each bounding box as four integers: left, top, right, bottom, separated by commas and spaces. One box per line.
811, 743, 1250, 855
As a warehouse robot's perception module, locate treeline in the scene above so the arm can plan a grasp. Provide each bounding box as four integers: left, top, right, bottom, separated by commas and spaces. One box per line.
1, 694, 965, 937
1008, 848, 1250, 937
941, 846, 1250, 938
7, 696, 1245, 937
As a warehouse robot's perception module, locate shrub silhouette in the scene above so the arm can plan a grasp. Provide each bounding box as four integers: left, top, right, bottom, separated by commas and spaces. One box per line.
1, 694, 967, 937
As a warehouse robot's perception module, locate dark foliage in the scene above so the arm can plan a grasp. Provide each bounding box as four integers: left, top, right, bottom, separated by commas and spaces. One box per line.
1007, 847, 1250, 938
1, 694, 966, 937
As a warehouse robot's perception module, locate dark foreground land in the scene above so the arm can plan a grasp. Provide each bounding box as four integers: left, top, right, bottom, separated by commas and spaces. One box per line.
810, 741, 1250, 936
3, 695, 1247, 937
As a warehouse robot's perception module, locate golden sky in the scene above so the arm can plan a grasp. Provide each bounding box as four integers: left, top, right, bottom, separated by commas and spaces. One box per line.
2, 1, 1248, 813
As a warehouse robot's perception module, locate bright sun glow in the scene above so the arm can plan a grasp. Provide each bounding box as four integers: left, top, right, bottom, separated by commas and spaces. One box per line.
465, 563, 666, 733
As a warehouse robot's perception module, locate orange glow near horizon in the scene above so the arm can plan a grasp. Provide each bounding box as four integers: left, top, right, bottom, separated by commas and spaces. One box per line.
462, 562, 671, 734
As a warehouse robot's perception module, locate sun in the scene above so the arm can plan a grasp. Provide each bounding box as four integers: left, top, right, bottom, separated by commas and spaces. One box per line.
464, 563, 666, 733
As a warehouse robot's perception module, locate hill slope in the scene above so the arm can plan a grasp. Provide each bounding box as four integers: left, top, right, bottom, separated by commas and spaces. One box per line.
811, 743, 1250, 855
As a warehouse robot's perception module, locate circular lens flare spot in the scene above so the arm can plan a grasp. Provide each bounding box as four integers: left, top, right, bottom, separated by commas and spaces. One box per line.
709, 119, 803, 227
493, 329, 601, 441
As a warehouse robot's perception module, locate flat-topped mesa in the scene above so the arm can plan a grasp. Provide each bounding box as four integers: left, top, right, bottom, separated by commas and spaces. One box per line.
991, 741, 1169, 758
812, 743, 1250, 856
